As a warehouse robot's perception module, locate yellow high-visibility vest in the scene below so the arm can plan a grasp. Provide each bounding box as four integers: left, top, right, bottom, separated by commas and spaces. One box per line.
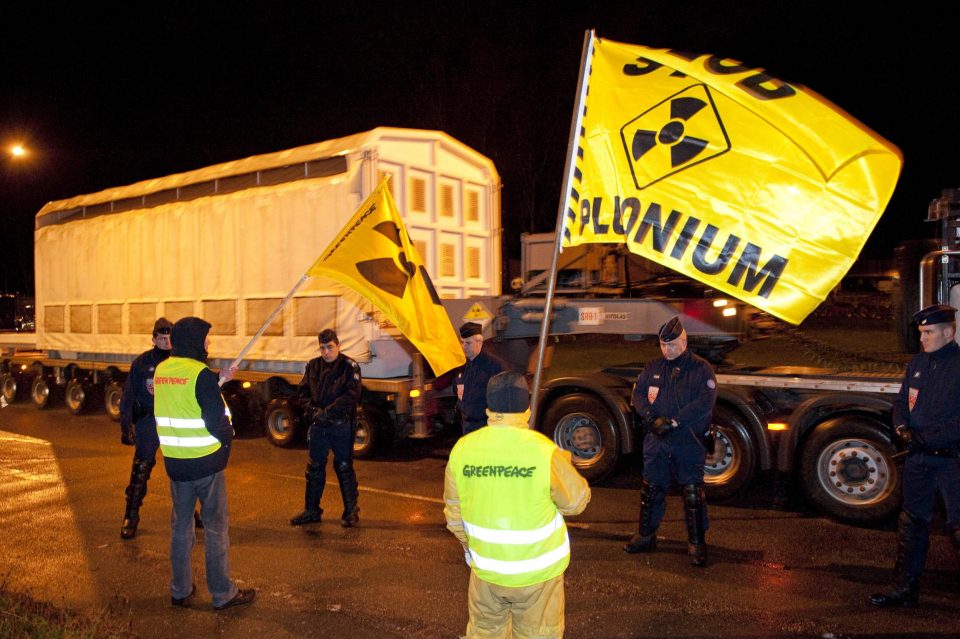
451, 426, 569, 587
154, 357, 223, 459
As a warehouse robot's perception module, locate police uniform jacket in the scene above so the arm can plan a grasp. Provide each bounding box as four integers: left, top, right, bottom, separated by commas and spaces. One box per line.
632, 349, 717, 438
456, 350, 505, 426
893, 340, 960, 450
298, 354, 361, 423
119, 345, 169, 435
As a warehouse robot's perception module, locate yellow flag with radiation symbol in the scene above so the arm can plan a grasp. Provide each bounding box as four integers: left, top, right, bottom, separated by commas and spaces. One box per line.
563, 35, 902, 325
308, 179, 466, 375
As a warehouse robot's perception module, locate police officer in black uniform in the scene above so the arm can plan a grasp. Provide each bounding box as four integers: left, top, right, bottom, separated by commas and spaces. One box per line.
624, 316, 718, 566
455, 322, 505, 435
871, 304, 960, 607
290, 329, 362, 528
119, 317, 172, 539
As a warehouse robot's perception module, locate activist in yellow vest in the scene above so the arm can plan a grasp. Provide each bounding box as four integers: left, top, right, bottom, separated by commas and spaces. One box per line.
450, 415, 570, 588
154, 357, 223, 459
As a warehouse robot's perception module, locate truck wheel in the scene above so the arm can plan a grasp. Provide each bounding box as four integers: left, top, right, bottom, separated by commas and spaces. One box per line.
800, 417, 901, 525
103, 382, 123, 421
1, 372, 19, 404
65, 379, 89, 415
31, 376, 57, 410
354, 406, 390, 459
704, 405, 757, 501
541, 393, 620, 483
263, 398, 303, 448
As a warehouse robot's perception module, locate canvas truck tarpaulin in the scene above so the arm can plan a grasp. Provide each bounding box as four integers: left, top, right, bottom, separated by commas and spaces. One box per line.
308, 180, 466, 376
561, 35, 902, 325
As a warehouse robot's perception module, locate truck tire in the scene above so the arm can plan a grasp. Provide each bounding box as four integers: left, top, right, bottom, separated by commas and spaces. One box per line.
1, 372, 20, 404
65, 379, 90, 415
354, 406, 390, 459
263, 397, 303, 448
103, 382, 123, 421
541, 393, 620, 483
704, 405, 758, 501
800, 416, 901, 525
31, 376, 58, 410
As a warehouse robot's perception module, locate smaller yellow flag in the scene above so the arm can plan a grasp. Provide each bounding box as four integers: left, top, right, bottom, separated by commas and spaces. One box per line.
308, 180, 465, 375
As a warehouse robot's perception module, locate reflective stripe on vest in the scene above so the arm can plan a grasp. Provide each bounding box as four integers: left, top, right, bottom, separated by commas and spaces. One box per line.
154, 357, 223, 460
451, 426, 569, 588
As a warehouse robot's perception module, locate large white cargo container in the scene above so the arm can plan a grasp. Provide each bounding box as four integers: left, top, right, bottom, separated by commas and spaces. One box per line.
3, 127, 500, 453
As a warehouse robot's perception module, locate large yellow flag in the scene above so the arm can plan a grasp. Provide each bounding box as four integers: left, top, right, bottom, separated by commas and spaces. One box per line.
563, 36, 902, 324
308, 180, 465, 375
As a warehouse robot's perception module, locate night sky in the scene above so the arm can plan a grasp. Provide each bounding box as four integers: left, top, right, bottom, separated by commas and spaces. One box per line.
2, 2, 957, 294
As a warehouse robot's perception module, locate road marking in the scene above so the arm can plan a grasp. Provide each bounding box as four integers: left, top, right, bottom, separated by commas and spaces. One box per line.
272, 473, 444, 504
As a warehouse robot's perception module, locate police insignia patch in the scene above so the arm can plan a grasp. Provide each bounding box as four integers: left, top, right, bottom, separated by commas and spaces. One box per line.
707, 379, 716, 389
647, 386, 660, 404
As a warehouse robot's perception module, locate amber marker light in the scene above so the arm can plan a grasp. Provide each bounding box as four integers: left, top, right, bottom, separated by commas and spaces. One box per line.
241, 381, 252, 389
767, 422, 788, 431
409, 389, 421, 398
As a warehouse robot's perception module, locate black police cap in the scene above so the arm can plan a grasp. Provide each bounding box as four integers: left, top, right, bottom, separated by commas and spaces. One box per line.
913, 304, 957, 326
658, 316, 684, 343
459, 322, 483, 338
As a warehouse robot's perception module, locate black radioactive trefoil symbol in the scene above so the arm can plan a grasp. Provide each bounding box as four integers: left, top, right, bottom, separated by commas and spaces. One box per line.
355, 221, 443, 304
619, 84, 731, 191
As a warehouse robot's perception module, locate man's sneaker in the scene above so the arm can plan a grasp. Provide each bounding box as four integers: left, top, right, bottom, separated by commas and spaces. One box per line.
171, 584, 196, 608
214, 588, 256, 611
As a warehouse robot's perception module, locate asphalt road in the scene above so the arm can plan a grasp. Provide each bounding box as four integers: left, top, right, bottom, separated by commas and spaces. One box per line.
1, 403, 958, 639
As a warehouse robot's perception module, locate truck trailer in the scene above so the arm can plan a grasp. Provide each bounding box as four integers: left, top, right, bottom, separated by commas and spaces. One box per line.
0, 127, 502, 455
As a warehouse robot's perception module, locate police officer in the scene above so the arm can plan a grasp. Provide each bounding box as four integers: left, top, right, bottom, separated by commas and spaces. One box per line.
290, 329, 362, 528
456, 322, 505, 435
624, 316, 717, 566
444, 372, 590, 638
118, 317, 172, 539
870, 304, 960, 607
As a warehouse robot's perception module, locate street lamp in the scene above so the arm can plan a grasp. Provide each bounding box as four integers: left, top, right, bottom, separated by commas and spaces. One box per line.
9, 144, 27, 158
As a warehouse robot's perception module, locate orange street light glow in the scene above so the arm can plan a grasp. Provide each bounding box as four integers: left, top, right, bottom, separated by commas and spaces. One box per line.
10, 144, 27, 157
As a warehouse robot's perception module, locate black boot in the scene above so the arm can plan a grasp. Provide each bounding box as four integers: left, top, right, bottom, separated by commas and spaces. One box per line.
870, 511, 925, 607
683, 484, 708, 566
624, 480, 661, 553
290, 462, 324, 526
335, 460, 359, 528
120, 458, 155, 539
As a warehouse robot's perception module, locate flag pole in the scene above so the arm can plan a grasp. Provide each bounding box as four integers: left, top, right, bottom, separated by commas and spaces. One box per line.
220, 273, 309, 385
530, 29, 595, 423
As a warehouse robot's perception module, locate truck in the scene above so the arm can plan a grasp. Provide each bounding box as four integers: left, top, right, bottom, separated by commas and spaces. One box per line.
0, 127, 732, 457
0, 127, 506, 455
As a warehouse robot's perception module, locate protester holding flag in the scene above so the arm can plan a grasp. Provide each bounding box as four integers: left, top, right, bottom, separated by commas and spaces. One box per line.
444, 371, 590, 638
290, 329, 362, 528
625, 316, 717, 566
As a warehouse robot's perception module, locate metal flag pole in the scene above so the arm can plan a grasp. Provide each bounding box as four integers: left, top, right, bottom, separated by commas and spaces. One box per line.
219, 274, 309, 386
530, 29, 596, 423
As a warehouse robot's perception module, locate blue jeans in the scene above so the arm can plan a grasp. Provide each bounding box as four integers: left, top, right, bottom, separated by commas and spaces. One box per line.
169, 471, 238, 607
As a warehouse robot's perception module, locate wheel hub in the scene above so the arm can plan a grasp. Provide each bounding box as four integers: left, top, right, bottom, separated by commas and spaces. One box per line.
818, 438, 890, 504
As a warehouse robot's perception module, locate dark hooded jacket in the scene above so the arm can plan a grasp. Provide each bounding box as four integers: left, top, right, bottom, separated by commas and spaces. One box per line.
161, 317, 233, 481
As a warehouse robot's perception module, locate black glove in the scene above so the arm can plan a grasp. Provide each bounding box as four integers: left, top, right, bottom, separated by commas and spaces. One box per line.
895, 425, 923, 453
650, 416, 677, 436
120, 423, 135, 446
311, 406, 328, 422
